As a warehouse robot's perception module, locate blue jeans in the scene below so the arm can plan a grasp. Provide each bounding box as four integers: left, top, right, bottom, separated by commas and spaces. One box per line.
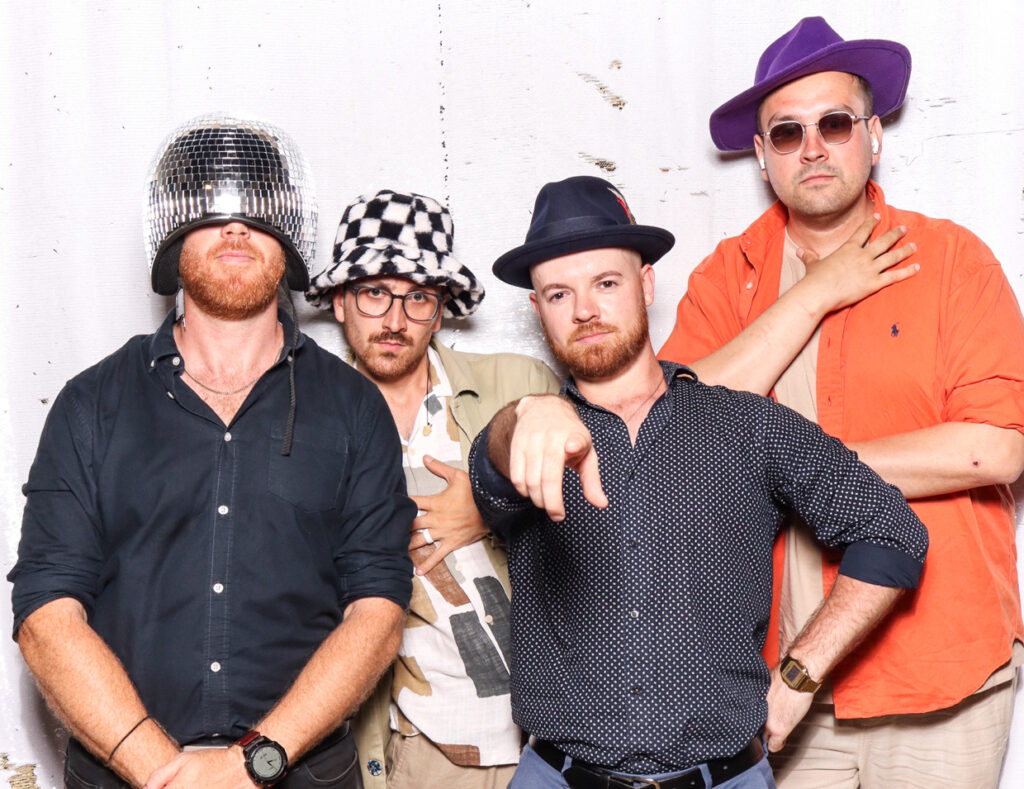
511, 743, 777, 789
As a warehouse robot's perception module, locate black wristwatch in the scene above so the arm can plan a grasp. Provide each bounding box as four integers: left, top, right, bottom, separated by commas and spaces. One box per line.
237, 730, 288, 786
779, 654, 822, 693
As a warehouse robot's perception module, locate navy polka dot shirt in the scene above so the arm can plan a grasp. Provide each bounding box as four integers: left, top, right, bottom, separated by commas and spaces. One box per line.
470, 363, 927, 774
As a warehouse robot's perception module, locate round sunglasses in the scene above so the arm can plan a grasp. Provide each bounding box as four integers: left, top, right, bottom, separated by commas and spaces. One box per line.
761, 111, 870, 155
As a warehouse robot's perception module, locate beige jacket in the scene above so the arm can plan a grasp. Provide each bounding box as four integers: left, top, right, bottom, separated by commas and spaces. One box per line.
354, 340, 560, 788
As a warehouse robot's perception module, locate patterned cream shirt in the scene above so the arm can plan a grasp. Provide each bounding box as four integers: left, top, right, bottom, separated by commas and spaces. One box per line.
389, 346, 520, 766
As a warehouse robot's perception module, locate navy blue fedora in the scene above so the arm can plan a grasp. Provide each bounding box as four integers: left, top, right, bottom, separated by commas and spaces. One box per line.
493, 176, 675, 289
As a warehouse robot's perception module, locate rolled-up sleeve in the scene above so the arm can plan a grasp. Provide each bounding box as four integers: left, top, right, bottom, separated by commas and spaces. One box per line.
332, 387, 415, 611
9, 386, 104, 638
941, 239, 1024, 433
761, 399, 928, 589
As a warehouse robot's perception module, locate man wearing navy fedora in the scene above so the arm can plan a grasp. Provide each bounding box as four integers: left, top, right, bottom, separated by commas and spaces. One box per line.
660, 17, 1024, 788
468, 175, 928, 788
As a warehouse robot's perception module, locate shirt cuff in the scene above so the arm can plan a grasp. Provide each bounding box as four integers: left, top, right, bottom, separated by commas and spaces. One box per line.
470, 425, 521, 501
838, 542, 924, 589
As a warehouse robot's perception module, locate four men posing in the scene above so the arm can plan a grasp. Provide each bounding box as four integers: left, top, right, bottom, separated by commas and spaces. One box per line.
10, 14, 1024, 789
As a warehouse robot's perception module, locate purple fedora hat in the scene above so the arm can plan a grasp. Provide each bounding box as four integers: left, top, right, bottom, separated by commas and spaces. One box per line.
709, 17, 911, 152
493, 176, 674, 290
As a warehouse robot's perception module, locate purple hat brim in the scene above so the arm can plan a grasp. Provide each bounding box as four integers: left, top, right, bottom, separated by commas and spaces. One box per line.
492, 225, 675, 290
709, 39, 911, 152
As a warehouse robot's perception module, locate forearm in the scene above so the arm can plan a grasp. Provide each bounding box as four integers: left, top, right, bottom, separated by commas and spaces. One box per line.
689, 276, 830, 394
689, 218, 918, 394
848, 422, 1024, 499
764, 574, 904, 752
17, 598, 178, 786
257, 596, 404, 761
486, 401, 520, 479
786, 574, 904, 682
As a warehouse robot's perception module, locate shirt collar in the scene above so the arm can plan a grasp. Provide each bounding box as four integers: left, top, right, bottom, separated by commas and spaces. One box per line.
561, 360, 697, 408
425, 344, 453, 399
146, 306, 305, 372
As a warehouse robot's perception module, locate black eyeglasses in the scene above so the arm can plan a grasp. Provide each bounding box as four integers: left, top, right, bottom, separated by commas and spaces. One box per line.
761, 111, 870, 155
349, 285, 442, 322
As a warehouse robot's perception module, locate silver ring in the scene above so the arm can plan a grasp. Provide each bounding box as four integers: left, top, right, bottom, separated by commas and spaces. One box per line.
421, 528, 434, 546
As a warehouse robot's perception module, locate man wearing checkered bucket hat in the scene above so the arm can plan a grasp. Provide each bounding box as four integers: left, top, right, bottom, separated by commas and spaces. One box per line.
307, 190, 560, 789
659, 16, 1024, 788
9, 116, 415, 788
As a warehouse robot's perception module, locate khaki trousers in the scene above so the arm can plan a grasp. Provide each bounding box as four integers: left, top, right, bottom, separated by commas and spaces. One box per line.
385, 731, 517, 789
770, 679, 1016, 789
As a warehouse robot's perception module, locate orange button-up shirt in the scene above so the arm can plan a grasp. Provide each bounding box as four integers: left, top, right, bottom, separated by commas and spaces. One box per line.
659, 182, 1024, 718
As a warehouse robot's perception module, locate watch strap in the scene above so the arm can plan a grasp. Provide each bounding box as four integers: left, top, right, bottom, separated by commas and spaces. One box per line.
237, 730, 288, 787
237, 730, 262, 749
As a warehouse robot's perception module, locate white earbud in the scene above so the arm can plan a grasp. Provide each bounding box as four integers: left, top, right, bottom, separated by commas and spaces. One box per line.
871, 137, 879, 154
758, 158, 765, 170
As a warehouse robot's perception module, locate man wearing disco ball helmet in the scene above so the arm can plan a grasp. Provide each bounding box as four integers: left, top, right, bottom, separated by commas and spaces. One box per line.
8, 115, 414, 789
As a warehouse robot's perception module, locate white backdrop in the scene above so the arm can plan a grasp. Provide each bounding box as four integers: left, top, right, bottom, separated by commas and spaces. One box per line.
3, 2, 1023, 786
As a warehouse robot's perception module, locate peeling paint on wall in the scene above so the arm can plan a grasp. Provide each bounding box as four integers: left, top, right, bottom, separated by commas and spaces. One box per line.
0, 754, 41, 789
438, 2, 450, 204
578, 153, 616, 172
576, 72, 626, 109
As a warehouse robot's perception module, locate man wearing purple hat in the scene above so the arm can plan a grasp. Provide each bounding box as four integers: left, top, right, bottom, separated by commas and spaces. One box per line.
469, 175, 928, 788
660, 16, 1024, 788
308, 190, 559, 789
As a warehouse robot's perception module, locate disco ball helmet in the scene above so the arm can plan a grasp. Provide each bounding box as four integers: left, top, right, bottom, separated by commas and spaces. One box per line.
144, 114, 318, 294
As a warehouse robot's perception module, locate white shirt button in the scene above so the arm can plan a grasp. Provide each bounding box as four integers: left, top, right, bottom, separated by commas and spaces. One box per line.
218, 505, 229, 515
167, 392, 174, 399
484, 614, 494, 624
213, 583, 224, 594
210, 662, 222, 672
745, 281, 754, 290
224, 432, 232, 442
629, 609, 640, 619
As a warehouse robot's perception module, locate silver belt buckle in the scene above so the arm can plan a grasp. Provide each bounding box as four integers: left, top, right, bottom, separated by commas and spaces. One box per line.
606, 776, 661, 788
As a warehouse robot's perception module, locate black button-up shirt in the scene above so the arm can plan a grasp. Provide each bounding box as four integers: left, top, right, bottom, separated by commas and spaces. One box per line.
9, 310, 414, 743
469, 363, 927, 774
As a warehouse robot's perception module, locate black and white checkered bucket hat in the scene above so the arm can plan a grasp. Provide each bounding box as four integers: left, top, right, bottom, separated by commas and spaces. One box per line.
307, 191, 484, 318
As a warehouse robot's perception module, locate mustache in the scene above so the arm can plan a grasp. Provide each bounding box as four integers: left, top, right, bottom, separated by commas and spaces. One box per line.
568, 322, 618, 342
796, 165, 841, 180
369, 331, 411, 346
210, 237, 260, 259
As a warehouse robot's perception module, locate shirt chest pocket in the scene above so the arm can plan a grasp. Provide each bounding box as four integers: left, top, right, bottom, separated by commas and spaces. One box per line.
267, 426, 349, 512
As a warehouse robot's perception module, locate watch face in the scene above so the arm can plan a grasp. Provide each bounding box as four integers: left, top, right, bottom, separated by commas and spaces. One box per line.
781, 660, 803, 686
252, 744, 285, 780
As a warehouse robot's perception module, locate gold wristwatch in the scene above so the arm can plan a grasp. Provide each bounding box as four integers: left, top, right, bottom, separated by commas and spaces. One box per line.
779, 655, 822, 693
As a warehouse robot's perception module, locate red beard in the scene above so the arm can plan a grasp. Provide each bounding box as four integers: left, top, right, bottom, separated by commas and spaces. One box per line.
179, 237, 285, 320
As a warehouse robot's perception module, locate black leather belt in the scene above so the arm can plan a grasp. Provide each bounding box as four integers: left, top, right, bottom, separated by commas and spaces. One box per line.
532, 737, 764, 789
